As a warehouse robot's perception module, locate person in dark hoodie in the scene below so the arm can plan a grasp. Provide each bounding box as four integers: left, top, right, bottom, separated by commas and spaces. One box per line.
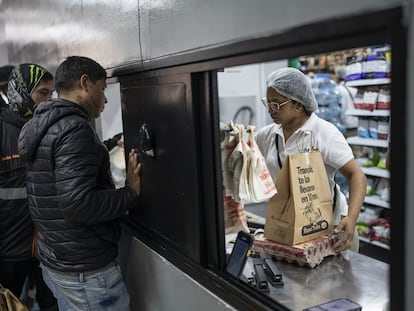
18, 56, 142, 311
0, 63, 57, 310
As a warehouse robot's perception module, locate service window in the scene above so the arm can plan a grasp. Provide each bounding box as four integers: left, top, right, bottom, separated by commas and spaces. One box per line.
218, 45, 392, 310
116, 8, 405, 311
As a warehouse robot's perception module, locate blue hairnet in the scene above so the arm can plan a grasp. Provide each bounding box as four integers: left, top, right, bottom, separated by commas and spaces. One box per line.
266, 67, 317, 113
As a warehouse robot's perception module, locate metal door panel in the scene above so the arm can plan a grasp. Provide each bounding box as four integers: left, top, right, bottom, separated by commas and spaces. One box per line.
121, 78, 201, 260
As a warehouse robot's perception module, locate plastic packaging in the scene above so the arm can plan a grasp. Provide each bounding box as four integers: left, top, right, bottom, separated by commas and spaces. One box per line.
362, 52, 389, 79
345, 55, 363, 81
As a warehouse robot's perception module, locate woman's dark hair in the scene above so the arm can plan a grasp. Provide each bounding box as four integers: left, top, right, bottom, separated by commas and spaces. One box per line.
54, 56, 106, 93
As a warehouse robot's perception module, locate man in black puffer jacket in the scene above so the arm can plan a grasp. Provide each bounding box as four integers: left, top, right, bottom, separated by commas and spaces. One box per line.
18, 56, 142, 311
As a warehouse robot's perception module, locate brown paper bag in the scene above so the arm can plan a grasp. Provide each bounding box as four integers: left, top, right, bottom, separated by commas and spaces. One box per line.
264, 149, 333, 245
0, 283, 30, 311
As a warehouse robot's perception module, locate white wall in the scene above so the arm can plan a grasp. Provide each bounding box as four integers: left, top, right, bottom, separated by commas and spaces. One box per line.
95, 82, 124, 141
218, 60, 287, 130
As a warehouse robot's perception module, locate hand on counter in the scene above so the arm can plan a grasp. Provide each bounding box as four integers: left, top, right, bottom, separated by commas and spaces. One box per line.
333, 216, 356, 252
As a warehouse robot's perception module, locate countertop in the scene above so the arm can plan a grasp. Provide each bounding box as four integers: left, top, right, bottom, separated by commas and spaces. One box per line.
242, 250, 389, 311
234, 209, 390, 310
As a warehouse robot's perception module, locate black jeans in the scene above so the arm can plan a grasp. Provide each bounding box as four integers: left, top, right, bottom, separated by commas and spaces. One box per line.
0, 259, 32, 297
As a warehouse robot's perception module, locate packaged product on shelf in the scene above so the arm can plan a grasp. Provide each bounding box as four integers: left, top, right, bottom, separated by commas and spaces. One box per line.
376, 178, 390, 202
365, 176, 378, 196
357, 205, 384, 239
357, 216, 390, 246
344, 55, 363, 81
370, 218, 390, 245
362, 90, 379, 111
376, 86, 391, 110
357, 118, 369, 138
353, 90, 364, 109
369, 119, 378, 139
358, 205, 383, 223
376, 150, 387, 169
377, 118, 389, 140
360, 152, 380, 168
361, 52, 389, 79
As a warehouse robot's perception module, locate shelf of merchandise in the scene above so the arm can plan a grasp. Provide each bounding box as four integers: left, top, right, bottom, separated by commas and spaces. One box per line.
347, 136, 388, 148
345, 78, 391, 87
359, 236, 390, 250
348, 193, 390, 209
345, 109, 390, 117
344, 77, 391, 255
361, 166, 390, 178
364, 195, 390, 209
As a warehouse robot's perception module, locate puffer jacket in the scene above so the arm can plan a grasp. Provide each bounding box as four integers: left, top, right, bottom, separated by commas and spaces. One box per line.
0, 108, 34, 261
18, 99, 138, 272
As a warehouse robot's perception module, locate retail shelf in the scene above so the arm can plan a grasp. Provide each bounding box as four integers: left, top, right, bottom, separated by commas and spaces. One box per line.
345, 109, 390, 117
364, 195, 390, 208
345, 78, 391, 87
347, 136, 388, 148
361, 166, 390, 178
359, 236, 390, 250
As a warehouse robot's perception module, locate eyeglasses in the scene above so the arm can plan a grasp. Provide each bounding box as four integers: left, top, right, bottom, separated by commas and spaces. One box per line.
261, 97, 291, 112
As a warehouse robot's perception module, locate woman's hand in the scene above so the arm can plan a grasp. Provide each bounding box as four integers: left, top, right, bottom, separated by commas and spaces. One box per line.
333, 216, 356, 252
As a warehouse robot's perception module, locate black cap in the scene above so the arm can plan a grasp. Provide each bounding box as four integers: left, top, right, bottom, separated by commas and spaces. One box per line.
0, 65, 15, 82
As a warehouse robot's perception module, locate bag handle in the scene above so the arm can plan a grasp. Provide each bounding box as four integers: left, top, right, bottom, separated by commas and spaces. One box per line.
247, 125, 255, 143
275, 135, 283, 169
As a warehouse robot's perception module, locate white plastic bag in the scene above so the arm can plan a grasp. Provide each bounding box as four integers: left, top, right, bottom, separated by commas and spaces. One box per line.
221, 122, 249, 234
221, 129, 238, 198
236, 124, 252, 202
246, 125, 277, 202
227, 123, 251, 201
109, 145, 126, 189
223, 193, 249, 234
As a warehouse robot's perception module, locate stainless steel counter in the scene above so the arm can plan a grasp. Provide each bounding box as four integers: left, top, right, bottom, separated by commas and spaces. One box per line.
243, 250, 389, 311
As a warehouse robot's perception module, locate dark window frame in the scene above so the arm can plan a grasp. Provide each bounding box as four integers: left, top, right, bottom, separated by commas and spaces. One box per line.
115, 7, 406, 311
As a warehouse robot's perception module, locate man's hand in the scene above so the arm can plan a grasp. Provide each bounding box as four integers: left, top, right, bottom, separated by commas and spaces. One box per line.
125, 148, 141, 194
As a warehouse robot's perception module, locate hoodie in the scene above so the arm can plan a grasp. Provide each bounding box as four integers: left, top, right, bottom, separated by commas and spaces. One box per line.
0, 108, 33, 261
0, 63, 50, 262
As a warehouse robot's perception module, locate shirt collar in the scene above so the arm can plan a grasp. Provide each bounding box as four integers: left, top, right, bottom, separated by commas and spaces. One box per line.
272, 112, 317, 137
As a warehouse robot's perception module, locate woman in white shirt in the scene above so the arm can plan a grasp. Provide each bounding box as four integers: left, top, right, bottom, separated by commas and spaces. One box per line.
256, 67, 366, 252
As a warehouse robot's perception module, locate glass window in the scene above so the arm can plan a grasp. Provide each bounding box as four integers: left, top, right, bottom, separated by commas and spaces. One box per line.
218, 45, 391, 310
